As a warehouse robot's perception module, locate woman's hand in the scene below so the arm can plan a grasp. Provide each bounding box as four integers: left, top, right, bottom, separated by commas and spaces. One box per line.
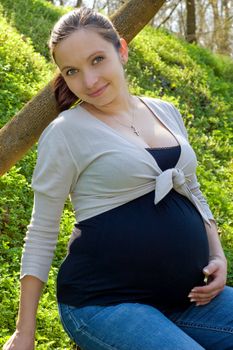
3, 330, 35, 350
3, 275, 44, 349
188, 255, 227, 306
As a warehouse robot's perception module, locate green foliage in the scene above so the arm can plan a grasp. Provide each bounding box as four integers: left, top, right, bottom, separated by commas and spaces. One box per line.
127, 25, 233, 241
0, 10, 54, 127
0, 168, 33, 344
0, 3, 233, 349
0, 0, 66, 60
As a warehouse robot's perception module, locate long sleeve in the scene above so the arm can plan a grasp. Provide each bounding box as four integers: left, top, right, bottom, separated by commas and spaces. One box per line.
187, 173, 215, 222
169, 102, 216, 224
20, 121, 79, 282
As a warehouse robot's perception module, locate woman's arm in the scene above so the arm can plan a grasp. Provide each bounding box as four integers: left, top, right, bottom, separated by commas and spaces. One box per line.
168, 103, 227, 305
3, 276, 44, 350
188, 220, 227, 306
17, 276, 44, 333
4, 120, 79, 349
205, 220, 226, 261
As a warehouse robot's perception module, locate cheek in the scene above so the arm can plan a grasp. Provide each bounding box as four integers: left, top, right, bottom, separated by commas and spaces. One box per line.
104, 63, 125, 84
64, 77, 82, 94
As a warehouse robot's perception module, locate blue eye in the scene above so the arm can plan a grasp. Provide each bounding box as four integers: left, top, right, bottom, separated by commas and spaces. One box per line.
66, 68, 78, 76
93, 56, 104, 65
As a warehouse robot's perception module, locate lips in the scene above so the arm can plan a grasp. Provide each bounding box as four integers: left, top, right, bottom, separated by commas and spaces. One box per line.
88, 83, 109, 97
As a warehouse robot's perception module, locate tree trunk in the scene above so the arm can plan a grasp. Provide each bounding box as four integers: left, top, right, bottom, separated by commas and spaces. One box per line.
185, 0, 197, 43
92, 0, 97, 9
209, 0, 219, 51
110, 0, 165, 43
196, 0, 209, 44
216, 0, 232, 55
0, 0, 165, 176
75, 0, 83, 7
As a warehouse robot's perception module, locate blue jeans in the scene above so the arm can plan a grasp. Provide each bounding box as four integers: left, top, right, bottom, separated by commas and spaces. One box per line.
58, 286, 233, 350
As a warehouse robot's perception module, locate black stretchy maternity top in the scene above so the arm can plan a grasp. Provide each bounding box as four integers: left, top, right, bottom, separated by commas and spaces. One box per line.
57, 145, 209, 310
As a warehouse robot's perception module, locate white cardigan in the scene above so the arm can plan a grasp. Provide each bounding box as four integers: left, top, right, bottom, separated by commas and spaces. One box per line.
20, 97, 215, 282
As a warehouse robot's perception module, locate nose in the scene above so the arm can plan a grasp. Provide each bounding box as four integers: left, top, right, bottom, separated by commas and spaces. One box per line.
82, 70, 98, 90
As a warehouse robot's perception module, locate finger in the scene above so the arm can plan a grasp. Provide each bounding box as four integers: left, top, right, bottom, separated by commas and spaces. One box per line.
189, 293, 216, 303
189, 288, 221, 300
194, 291, 220, 305
188, 285, 222, 301
203, 261, 218, 276
195, 299, 212, 306
190, 296, 212, 304
190, 292, 220, 304
190, 290, 219, 302
189, 287, 223, 302
190, 277, 224, 294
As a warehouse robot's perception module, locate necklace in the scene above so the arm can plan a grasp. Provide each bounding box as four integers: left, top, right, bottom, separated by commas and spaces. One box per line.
112, 97, 140, 136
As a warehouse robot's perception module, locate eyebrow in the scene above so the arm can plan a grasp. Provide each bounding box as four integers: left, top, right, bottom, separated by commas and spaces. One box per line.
61, 50, 106, 72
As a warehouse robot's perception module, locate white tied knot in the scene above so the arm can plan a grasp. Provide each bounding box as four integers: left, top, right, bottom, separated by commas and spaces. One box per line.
172, 168, 186, 188
154, 168, 188, 204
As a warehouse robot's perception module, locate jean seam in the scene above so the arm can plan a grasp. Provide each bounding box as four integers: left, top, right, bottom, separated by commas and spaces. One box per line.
175, 320, 233, 334
78, 327, 120, 350
59, 305, 77, 342
68, 307, 119, 350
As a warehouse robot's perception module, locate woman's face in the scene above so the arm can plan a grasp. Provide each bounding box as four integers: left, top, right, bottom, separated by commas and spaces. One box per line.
54, 28, 128, 108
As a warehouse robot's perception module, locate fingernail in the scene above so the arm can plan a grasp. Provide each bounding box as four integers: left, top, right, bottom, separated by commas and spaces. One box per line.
190, 299, 196, 302
188, 293, 193, 298
203, 268, 209, 274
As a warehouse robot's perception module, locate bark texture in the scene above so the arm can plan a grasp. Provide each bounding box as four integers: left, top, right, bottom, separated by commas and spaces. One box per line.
0, 0, 165, 176
0, 83, 59, 176
110, 0, 165, 43
186, 0, 197, 43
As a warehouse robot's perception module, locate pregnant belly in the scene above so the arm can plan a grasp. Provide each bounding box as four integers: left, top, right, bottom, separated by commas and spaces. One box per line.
68, 189, 209, 308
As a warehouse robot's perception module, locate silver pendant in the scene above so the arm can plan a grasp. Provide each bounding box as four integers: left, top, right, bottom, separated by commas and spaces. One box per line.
131, 125, 140, 136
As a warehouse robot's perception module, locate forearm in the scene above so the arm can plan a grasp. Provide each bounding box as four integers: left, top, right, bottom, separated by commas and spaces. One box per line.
204, 220, 227, 262
189, 220, 227, 305
16, 275, 44, 335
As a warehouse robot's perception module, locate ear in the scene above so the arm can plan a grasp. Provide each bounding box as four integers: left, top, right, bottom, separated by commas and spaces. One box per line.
118, 38, 128, 64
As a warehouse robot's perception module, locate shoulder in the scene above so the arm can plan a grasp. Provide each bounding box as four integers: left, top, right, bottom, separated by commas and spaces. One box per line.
42, 107, 83, 132
139, 95, 184, 123
139, 96, 179, 115
38, 106, 85, 145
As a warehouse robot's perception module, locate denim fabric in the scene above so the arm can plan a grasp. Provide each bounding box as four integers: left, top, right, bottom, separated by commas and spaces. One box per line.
58, 286, 233, 350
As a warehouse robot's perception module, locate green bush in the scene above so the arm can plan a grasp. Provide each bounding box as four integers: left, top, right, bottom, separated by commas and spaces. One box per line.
0, 3, 233, 349
0, 0, 66, 60
0, 10, 54, 127
127, 26, 233, 237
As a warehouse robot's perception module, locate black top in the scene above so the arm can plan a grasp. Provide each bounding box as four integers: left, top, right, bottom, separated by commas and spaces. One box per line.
57, 145, 209, 310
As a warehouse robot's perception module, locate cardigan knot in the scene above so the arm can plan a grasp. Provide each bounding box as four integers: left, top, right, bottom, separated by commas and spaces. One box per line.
154, 168, 187, 204
172, 168, 186, 188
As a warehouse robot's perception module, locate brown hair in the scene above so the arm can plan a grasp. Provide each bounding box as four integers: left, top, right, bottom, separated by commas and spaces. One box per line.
49, 7, 121, 112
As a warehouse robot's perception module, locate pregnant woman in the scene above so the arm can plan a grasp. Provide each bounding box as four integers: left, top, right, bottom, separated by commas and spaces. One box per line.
4, 7, 233, 350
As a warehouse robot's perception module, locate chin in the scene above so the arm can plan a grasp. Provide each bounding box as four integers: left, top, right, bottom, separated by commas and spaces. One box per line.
91, 94, 116, 108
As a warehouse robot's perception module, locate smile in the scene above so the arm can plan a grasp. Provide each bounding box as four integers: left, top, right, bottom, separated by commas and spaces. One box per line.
88, 84, 109, 97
